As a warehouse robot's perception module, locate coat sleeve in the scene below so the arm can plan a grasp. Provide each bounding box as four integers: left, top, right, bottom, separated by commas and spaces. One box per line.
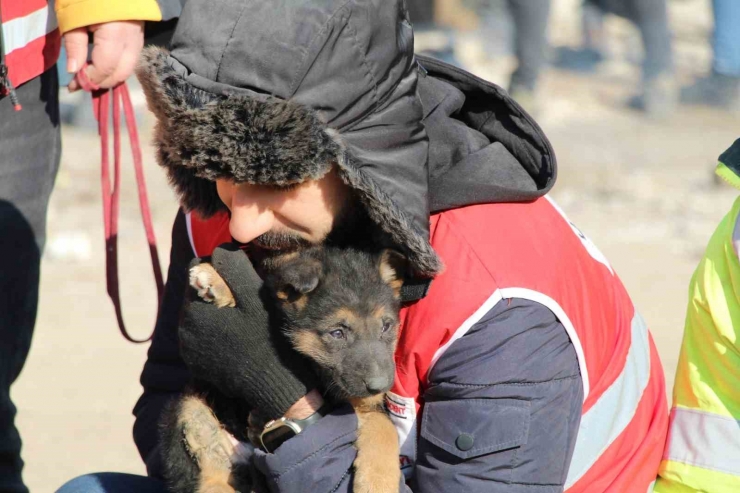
252, 298, 582, 492
415, 298, 583, 492
133, 210, 194, 478
251, 403, 412, 493
55, 0, 183, 33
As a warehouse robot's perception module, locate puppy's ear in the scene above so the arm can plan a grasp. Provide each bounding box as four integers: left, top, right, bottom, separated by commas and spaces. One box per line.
273, 258, 322, 305
379, 249, 407, 298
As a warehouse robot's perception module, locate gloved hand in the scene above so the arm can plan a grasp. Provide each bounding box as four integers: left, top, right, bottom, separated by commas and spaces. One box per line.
179, 243, 319, 420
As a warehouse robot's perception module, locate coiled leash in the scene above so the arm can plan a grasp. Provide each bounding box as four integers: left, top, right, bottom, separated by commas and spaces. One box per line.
74, 64, 164, 343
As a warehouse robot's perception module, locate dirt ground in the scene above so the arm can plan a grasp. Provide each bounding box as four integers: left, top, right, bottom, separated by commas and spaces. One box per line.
11, 0, 739, 491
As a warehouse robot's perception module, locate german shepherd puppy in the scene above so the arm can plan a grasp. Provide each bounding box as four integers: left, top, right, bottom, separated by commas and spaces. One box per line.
160, 246, 405, 493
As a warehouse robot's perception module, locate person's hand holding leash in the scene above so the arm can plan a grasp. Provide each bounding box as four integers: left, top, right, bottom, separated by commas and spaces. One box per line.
64, 21, 145, 92
180, 244, 320, 421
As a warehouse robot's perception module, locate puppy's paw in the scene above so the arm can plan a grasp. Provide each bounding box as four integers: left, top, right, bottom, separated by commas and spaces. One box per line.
179, 395, 234, 470
189, 263, 236, 308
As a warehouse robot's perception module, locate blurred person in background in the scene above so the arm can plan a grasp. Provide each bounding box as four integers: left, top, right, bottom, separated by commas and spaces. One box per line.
407, 0, 464, 67
654, 139, 740, 492
680, 0, 740, 112
506, 0, 552, 112
0, 1, 180, 492
556, 0, 676, 117
471, 0, 675, 117
470, 0, 553, 114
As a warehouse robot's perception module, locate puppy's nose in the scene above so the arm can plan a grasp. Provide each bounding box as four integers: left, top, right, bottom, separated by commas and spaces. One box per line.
365, 376, 391, 394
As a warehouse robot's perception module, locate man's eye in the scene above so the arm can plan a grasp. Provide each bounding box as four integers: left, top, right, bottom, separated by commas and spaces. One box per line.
330, 329, 345, 339
382, 321, 392, 333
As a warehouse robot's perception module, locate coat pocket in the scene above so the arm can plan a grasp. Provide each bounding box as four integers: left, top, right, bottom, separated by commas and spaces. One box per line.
420, 399, 530, 460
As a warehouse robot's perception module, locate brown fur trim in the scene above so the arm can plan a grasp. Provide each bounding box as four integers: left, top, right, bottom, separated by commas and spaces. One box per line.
328, 131, 443, 277
137, 47, 338, 218
137, 47, 442, 277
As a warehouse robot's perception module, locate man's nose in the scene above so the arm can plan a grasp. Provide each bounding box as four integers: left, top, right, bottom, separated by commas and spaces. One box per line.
228, 199, 275, 244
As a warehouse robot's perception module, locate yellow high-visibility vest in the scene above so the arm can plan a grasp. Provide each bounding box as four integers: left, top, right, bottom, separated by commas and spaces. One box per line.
654, 139, 740, 493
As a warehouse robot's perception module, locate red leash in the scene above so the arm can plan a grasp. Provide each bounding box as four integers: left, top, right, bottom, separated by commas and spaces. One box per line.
75, 65, 164, 343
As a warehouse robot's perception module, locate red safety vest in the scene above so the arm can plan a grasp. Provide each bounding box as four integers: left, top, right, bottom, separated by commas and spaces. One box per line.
0, 0, 60, 90
186, 196, 668, 492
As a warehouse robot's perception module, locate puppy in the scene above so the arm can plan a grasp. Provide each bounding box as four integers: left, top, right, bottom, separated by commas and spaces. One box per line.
162, 246, 405, 493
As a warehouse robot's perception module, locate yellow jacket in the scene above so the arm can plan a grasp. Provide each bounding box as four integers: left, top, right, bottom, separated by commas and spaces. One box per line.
654, 139, 740, 492
54, 0, 176, 34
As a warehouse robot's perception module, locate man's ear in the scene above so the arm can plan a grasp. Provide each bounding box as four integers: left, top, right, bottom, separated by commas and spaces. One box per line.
272, 258, 322, 305
379, 249, 407, 298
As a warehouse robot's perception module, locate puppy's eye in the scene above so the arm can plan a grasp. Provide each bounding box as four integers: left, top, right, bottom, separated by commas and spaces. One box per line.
329, 329, 346, 339
382, 321, 393, 333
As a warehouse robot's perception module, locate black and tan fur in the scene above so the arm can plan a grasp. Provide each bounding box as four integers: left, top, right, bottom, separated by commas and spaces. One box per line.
162, 246, 405, 493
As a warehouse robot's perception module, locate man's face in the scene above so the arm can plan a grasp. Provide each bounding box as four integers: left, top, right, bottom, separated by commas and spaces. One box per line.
216, 168, 350, 251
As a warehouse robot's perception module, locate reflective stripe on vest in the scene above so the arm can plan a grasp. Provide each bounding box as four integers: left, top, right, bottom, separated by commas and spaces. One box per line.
1, 1, 60, 88
565, 311, 651, 488
663, 408, 740, 476
1, 3, 57, 55
655, 195, 740, 493
427, 288, 654, 490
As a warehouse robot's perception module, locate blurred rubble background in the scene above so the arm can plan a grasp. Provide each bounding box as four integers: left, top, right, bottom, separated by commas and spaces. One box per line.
12, 0, 739, 490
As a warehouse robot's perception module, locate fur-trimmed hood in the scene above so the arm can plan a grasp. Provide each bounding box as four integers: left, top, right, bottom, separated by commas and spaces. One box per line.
136, 0, 557, 280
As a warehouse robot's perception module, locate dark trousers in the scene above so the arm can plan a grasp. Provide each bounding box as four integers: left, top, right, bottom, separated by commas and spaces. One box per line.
504, 0, 672, 90
587, 0, 674, 79
508, 0, 552, 91
0, 68, 61, 493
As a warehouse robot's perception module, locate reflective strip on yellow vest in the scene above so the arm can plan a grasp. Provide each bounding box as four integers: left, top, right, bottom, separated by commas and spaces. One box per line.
654, 186, 740, 492
663, 408, 740, 475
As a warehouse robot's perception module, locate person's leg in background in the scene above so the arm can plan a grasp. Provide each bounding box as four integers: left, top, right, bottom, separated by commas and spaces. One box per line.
409, 0, 465, 67
711, 0, 740, 81
624, 0, 676, 116
590, 0, 676, 116
681, 0, 740, 110
56, 473, 167, 493
561, 0, 676, 117
507, 0, 552, 114
552, 1, 608, 74
611, 0, 674, 79
0, 67, 61, 493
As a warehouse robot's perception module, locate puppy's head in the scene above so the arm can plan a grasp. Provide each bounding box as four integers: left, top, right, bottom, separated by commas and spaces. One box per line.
264, 247, 406, 399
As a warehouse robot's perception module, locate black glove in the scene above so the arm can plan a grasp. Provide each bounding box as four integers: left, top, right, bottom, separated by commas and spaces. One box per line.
179, 243, 319, 420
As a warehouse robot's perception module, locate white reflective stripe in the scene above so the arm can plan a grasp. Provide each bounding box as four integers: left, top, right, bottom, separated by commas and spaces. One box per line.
564, 311, 651, 489
647, 480, 656, 493
1, 4, 58, 55
185, 212, 197, 256
385, 392, 418, 479
545, 195, 614, 275
426, 289, 503, 378
732, 207, 740, 262
498, 288, 590, 401
663, 407, 740, 476
426, 287, 590, 399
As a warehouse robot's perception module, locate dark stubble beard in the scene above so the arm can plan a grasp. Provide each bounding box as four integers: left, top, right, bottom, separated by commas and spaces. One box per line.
246, 194, 376, 272
251, 230, 312, 251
